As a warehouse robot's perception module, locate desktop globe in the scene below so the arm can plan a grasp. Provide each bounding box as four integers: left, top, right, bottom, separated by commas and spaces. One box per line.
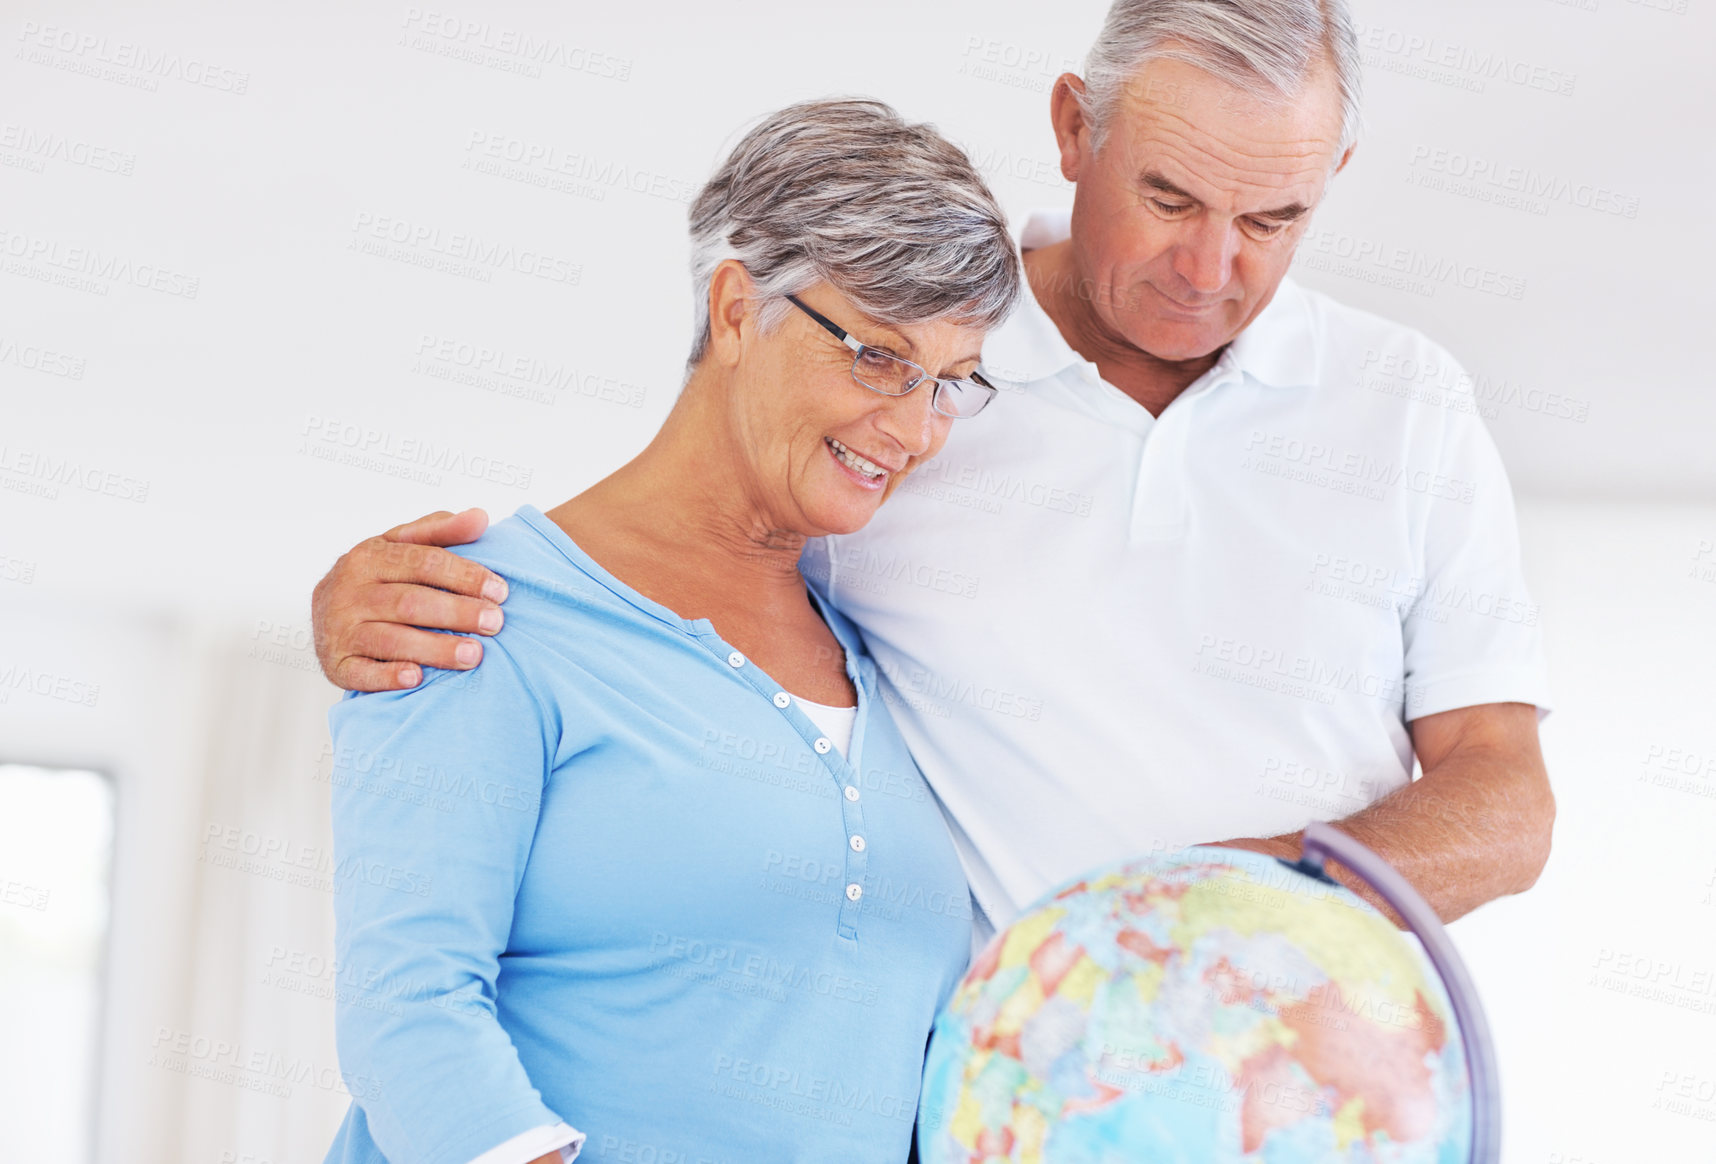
917, 826, 1498, 1163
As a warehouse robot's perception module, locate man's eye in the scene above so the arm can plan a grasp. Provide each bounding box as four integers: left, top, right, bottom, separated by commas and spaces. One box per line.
1246, 218, 1286, 238
1149, 199, 1190, 214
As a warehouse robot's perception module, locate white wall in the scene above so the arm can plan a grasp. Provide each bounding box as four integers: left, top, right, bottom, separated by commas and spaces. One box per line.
3, 0, 1713, 1160
1460, 499, 1716, 1163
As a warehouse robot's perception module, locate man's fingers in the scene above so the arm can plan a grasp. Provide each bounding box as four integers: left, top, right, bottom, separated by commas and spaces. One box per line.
362, 581, 503, 635
313, 509, 502, 693
329, 655, 425, 693
376, 508, 504, 597
348, 621, 486, 672
361, 542, 508, 603
383, 507, 490, 547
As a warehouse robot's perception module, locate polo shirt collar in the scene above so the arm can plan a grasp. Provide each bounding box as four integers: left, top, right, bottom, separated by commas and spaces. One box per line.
984, 207, 1320, 391
1227, 279, 1320, 389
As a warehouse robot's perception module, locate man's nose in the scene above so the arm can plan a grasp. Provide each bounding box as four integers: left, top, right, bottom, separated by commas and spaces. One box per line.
1170, 218, 1237, 296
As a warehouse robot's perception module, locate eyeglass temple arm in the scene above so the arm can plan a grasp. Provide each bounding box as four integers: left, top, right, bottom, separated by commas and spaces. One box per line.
784, 294, 863, 354
786, 293, 996, 394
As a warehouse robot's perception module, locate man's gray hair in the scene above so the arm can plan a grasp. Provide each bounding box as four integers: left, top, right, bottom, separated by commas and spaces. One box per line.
1079, 0, 1363, 160
686, 98, 1021, 367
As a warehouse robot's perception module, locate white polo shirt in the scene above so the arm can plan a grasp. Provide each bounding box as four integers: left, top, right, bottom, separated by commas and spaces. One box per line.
802, 208, 1552, 935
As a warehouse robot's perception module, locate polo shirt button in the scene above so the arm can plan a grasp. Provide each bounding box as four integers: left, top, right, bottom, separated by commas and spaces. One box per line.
727, 651, 745, 668
849, 835, 866, 852
772, 692, 790, 708
843, 786, 860, 802
845, 883, 863, 902
814, 738, 832, 754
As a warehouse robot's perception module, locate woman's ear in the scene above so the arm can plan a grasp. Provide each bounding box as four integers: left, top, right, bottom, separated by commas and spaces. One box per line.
705, 259, 757, 368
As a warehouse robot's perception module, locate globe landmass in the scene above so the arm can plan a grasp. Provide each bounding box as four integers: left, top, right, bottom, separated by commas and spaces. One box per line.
918, 846, 1471, 1163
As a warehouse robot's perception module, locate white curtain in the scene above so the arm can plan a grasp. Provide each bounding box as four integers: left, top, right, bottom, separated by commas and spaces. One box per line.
161, 627, 349, 1162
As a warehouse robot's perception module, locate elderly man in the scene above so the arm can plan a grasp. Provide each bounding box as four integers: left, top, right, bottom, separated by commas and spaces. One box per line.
310, 0, 1553, 935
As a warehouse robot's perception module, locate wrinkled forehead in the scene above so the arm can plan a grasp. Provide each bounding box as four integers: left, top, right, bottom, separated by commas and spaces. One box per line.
1102, 56, 1345, 205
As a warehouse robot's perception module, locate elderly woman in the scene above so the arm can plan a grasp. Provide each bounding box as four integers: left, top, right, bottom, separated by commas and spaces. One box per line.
322, 99, 1020, 1164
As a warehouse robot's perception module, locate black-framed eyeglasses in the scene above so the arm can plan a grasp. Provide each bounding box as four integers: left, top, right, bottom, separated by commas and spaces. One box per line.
784, 294, 999, 419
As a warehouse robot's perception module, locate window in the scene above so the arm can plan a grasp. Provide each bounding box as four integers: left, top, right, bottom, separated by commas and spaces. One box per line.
0, 764, 115, 1164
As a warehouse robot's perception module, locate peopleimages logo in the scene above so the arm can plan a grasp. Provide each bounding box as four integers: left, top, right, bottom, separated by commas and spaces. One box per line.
1356, 348, 1591, 424
348, 211, 582, 286
0, 228, 200, 298
830, 544, 981, 599
650, 931, 882, 1007
1193, 633, 1406, 707
954, 35, 1081, 94
0, 335, 86, 379
398, 8, 631, 82
300, 416, 533, 490
413, 333, 648, 409
0, 663, 100, 707
1408, 145, 1640, 219
1242, 429, 1478, 505
1297, 228, 1526, 301
0, 445, 150, 503
462, 131, 696, 204
1352, 22, 1577, 95
148, 1027, 378, 1100
14, 21, 251, 94
0, 122, 136, 175
709, 1054, 916, 1123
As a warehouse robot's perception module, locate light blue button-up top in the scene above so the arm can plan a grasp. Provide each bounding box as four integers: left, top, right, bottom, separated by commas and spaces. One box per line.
323, 506, 971, 1164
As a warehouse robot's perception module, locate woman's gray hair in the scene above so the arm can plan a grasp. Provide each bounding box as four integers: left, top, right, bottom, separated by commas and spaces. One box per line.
1078, 0, 1363, 162
686, 98, 1021, 367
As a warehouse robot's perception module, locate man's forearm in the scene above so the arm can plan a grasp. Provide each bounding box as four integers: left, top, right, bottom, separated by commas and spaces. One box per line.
1223, 709, 1555, 925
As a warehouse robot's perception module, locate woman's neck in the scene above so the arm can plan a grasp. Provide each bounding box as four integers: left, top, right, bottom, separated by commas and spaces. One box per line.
546, 380, 813, 618
545, 370, 858, 706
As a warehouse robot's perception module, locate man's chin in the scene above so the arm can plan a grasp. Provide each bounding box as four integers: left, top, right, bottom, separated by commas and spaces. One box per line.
1126, 322, 1232, 365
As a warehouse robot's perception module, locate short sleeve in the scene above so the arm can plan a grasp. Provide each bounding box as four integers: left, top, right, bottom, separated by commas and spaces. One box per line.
327, 642, 572, 1164
1400, 405, 1553, 723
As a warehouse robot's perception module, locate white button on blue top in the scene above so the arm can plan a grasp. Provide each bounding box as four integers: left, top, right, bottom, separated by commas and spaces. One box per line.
849, 835, 866, 852
843, 786, 860, 802
814, 737, 832, 755
845, 883, 863, 902
772, 691, 791, 708
727, 651, 745, 668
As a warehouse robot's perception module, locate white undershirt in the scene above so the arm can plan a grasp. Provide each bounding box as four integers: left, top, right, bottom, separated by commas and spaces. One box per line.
793, 695, 857, 757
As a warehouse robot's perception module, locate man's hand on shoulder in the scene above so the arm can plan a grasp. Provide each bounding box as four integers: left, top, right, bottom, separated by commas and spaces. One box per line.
311, 508, 509, 692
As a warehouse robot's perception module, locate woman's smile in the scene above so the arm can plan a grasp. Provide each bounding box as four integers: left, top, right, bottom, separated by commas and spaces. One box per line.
825, 436, 895, 491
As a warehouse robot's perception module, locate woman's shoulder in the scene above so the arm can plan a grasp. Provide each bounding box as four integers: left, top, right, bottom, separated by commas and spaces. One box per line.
328, 512, 571, 741
451, 506, 618, 620
445, 506, 687, 692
